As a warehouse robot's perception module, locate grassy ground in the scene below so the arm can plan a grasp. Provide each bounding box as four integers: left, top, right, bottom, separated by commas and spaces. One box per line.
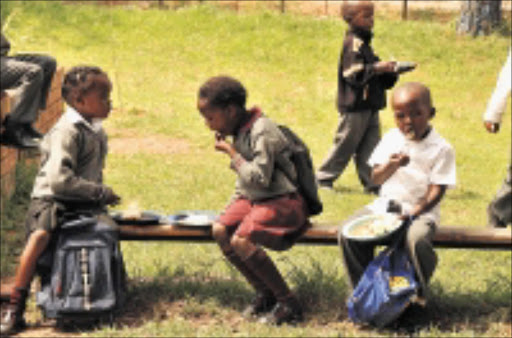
1, 1, 511, 337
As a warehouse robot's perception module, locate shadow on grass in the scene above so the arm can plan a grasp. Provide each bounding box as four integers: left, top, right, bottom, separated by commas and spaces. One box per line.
113, 258, 510, 335
114, 256, 350, 328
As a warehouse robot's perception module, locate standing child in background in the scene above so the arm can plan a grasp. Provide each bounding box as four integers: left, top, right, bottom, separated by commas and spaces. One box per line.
316, 0, 398, 193
482, 48, 511, 228
338, 82, 456, 305
0, 66, 121, 335
197, 76, 310, 325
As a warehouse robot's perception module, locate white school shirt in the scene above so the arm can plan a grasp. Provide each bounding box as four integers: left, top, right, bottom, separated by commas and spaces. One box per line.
367, 127, 456, 224
483, 48, 511, 124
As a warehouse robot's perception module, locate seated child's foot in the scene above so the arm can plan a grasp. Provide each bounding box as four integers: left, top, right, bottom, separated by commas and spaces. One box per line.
0, 306, 27, 335
259, 296, 303, 326
242, 292, 277, 318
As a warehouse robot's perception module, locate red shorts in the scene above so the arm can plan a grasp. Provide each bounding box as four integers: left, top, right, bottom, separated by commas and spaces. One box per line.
218, 193, 310, 251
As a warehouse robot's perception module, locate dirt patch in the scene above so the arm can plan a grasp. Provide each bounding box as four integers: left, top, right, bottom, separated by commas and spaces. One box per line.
109, 135, 190, 156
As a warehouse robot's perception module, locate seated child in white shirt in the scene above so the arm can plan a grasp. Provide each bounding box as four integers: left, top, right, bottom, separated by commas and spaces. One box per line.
338, 82, 456, 303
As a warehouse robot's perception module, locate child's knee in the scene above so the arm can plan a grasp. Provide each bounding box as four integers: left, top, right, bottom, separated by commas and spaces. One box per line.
212, 222, 229, 243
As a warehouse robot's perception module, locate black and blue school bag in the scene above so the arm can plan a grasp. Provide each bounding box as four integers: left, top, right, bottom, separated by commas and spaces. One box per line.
346, 223, 419, 328
36, 215, 127, 324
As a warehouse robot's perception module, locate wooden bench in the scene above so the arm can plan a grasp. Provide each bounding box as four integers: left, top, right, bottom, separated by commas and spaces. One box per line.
119, 222, 512, 250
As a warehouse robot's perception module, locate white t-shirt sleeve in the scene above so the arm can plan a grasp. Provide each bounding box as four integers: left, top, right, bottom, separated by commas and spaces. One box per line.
430, 144, 456, 188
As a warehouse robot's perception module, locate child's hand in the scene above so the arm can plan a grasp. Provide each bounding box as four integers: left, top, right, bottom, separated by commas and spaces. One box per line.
374, 61, 396, 74
484, 121, 500, 133
214, 133, 236, 157
390, 152, 410, 167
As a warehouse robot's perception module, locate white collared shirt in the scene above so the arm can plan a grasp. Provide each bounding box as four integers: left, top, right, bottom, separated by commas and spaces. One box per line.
367, 127, 456, 224
65, 106, 104, 133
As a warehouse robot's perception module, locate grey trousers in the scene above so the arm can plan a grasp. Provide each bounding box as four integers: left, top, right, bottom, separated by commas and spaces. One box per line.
0, 53, 56, 125
338, 208, 438, 298
316, 110, 380, 189
487, 162, 511, 227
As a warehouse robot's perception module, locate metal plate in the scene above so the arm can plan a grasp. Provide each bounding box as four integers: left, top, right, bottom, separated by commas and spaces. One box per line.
342, 213, 404, 241
166, 210, 217, 228
395, 61, 417, 74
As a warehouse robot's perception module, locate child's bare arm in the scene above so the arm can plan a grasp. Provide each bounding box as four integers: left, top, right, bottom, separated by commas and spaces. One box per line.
371, 152, 410, 185
405, 184, 447, 220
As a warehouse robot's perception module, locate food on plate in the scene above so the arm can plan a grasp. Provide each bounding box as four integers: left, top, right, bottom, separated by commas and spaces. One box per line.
121, 201, 142, 220
348, 215, 400, 238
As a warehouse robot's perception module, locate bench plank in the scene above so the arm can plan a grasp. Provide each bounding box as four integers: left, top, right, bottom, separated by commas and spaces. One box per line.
118, 223, 512, 250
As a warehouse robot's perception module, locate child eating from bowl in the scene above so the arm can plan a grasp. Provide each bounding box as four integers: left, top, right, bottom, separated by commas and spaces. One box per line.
338, 82, 456, 305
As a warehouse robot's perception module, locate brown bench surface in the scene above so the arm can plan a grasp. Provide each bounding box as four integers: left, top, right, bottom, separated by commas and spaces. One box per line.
119, 222, 512, 250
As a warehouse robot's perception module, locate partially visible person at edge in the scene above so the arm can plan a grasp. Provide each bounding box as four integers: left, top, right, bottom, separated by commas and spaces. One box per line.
483, 48, 511, 228
1, 31, 57, 148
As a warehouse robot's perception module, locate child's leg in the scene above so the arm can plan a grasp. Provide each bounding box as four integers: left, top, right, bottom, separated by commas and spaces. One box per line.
1, 229, 50, 335
354, 110, 381, 192
487, 163, 511, 227
337, 207, 375, 290
212, 222, 272, 295
405, 217, 437, 300
339, 236, 376, 290
316, 110, 374, 185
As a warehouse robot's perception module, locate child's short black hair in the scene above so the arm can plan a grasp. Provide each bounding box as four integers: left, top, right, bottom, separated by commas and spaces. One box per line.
62, 65, 108, 105
342, 1, 374, 25
198, 76, 247, 109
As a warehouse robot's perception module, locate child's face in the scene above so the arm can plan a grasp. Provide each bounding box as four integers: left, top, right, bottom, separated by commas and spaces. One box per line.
351, 5, 374, 32
197, 98, 236, 136
392, 92, 432, 141
73, 74, 112, 120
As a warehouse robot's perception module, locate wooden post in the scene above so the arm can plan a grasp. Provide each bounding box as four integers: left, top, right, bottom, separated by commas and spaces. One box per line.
324, 0, 328, 16
280, 0, 285, 13
402, 0, 408, 20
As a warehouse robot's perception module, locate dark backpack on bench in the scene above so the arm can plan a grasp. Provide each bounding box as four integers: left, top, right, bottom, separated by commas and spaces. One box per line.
36, 215, 127, 325
278, 125, 323, 216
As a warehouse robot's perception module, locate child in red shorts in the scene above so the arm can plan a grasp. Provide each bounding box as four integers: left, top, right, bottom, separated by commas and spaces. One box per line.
197, 76, 310, 325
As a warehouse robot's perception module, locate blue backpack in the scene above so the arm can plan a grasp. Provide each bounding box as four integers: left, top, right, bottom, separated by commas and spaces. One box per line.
346, 230, 419, 328
36, 215, 127, 325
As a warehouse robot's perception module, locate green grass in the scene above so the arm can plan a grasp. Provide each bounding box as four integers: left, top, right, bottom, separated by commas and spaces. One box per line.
1, 1, 511, 337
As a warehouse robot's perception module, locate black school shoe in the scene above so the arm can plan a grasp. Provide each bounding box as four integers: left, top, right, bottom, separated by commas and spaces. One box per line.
0, 127, 39, 149
259, 297, 303, 326
242, 292, 277, 318
22, 124, 43, 139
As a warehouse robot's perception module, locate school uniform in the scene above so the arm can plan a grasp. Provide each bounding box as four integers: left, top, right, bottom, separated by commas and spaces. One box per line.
484, 49, 511, 227
26, 106, 112, 235
218, 107, 310, 251
317, 28, 397, 190
339, 127, 456, 297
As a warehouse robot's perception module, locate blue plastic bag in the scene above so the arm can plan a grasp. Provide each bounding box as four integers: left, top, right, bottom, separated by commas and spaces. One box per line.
347, 245, 419, 328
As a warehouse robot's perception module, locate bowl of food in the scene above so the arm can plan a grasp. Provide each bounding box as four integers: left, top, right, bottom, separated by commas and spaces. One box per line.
342, 213, 404, 241
110, 210, 162, 225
